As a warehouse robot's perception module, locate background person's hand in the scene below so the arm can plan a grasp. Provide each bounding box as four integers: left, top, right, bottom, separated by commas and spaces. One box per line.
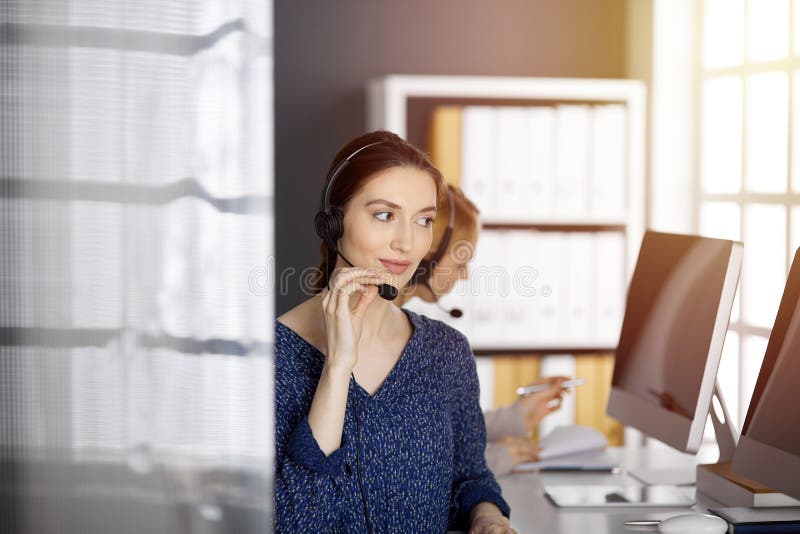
496, 435, 541, 465
320, 267, 392, 372
517, 376, 571, 432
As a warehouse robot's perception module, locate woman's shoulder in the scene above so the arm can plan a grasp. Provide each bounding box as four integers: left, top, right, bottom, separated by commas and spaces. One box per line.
275, 297, 326, 360
404, 308, 471, 355
277, 295, 316, 330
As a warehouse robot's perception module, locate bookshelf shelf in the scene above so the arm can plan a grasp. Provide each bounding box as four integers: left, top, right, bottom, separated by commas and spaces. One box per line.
366, 75, 646, 355
481, 222, 627, 233
473, 345, 615, 357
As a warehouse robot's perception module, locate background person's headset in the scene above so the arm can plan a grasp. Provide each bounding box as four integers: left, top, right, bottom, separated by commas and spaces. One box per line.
409, 185, 463, 318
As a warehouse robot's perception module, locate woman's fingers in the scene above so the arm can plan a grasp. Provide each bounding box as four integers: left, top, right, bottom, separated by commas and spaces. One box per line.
324, 269, 390, 312
520, 441, 539, 460
333, 282, 374, 320
551, 375, 571, 383
329, 267, 390, 293
547, 397, 563, 413
506, 437, 540, 463
352, 284, 379, 318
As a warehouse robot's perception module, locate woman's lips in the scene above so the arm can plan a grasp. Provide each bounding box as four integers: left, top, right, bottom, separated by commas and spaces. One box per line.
379, 259, 411, 274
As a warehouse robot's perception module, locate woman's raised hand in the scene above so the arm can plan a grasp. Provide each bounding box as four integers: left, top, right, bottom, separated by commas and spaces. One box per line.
320, 267, 393, 373
496, 435, 541, 466
518, 376, 570, 432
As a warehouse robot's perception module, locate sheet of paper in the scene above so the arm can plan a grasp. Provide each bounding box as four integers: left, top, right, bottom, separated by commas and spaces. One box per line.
539, 424, 607, 459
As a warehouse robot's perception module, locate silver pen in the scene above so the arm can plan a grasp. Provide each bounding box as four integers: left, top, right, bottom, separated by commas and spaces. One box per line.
516, 378, 586, 396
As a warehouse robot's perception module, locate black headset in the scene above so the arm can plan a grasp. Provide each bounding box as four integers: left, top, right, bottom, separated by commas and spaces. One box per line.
314, 141, 398, 300
409, 185, 463, 318
314, 141, 382, 253
409, 185, 454, 285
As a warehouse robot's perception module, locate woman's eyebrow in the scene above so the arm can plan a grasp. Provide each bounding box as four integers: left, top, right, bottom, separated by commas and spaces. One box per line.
365, 198, 401, 209
365, 198, 437, 214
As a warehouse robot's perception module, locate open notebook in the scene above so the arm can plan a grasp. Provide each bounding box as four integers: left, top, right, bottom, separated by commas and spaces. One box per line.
513, 425, 620, 472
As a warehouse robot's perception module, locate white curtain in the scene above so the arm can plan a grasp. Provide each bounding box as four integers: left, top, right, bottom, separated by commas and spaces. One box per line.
0, 1, 274, 532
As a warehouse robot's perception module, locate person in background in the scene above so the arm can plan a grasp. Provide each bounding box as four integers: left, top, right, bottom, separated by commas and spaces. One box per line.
394, 183, 570, 476
483, 378, 568, 475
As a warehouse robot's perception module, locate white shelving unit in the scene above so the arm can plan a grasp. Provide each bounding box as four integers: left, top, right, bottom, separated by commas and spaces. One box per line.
367, 75, 646, 354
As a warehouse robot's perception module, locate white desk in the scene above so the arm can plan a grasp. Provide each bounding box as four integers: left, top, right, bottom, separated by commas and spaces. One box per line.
498, 442, 724, 534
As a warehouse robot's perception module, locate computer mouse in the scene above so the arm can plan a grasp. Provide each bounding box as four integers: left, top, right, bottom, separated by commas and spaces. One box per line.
657, 513, 728, 534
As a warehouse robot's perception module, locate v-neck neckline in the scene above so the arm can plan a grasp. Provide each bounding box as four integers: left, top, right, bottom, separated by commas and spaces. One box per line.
276, 307, 420, 401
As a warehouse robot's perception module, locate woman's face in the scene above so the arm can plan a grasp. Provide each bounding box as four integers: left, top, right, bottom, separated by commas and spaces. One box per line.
339, 166, 439, 289
427, 234, 477, 297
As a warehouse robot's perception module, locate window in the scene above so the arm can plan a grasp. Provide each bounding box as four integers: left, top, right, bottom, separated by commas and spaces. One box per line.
699, 0, 797, 430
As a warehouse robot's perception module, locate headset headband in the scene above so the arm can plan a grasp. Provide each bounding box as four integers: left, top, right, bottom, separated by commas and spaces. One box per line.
429, 185, 456, 265
321, 141, 384, 213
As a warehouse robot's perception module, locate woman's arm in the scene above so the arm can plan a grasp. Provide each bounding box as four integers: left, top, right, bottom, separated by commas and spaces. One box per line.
306, 363, 352, 454
485, 437, 540, 477
274, 400, 349, 531
308, 268, 389, 452
275, 268, 391, 531
483, 402, 528, 441
484, 377, 569, 441
447, 331, 512, 532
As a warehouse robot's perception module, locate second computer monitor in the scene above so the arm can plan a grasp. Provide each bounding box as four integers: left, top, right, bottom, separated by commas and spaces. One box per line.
731, 248, 800, 500
606, 230, 743, 453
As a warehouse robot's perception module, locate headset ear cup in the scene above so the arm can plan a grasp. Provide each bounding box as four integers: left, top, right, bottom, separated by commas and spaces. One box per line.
314, 207, 345, 252
328, 207, 344, 245
314, 210, 325, 239
314, 210, 331, 244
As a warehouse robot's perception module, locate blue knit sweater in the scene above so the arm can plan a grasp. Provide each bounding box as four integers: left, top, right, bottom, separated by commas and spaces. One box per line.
274, 308, 510, 533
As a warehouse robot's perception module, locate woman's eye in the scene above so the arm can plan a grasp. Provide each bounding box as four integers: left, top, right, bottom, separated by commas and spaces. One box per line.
374, 211, 393, 222
418, 216, 434, 227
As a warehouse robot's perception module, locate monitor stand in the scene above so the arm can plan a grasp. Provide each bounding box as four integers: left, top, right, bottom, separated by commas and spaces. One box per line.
628, 381, 737, 487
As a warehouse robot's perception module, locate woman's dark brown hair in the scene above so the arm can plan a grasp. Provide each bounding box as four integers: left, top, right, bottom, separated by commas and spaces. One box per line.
311, 130, 447, 293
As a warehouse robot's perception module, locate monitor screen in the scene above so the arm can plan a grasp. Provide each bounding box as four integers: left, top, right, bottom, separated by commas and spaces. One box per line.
732, 249, 800, 499
745, 305, 800, 457
612, 232, 737, 420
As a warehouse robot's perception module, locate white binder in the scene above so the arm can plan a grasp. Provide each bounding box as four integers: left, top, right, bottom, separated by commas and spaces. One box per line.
563, 233, 595, 343
525, 106, 557, 218
595, 231, 626, 346
495, 107, 527, 221
590, 104, 627, 217
461, 106, 497, 219
555, 105, 591, 214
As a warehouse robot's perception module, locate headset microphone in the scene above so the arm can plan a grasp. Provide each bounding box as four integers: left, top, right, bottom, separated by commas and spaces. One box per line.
424, 280, 463, 318
438, 302, 463, 319
379, 284, 399, 301
336, 250, 398, 301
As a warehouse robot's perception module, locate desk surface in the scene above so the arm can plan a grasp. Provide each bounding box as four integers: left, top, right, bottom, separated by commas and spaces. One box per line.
498, 442, 724, 534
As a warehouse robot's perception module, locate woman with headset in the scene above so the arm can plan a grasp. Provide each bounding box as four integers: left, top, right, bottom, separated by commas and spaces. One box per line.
394, 184, 569, 477
275, 130, 514, 533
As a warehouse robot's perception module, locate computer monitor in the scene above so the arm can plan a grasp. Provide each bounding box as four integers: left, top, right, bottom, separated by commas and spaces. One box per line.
606, 230, 743, 454
731, 248, 800, 500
